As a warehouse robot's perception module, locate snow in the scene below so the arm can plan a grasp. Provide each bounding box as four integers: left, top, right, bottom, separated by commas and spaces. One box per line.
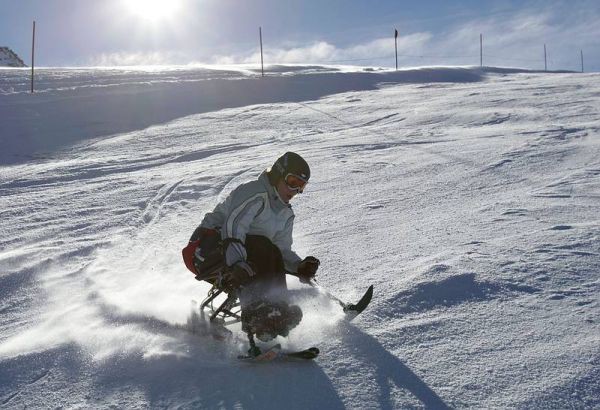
1, 64, 599, 408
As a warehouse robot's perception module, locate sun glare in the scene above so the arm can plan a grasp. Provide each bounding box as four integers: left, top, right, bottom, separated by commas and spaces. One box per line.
124, 0, 182, 22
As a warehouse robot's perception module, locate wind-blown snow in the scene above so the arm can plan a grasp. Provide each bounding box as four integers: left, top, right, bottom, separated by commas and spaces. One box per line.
0, 65, 598, 408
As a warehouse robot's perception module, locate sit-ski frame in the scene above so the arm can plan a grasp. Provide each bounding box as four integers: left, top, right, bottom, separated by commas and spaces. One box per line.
200, 284, 242, 326
196, 271, 265, 356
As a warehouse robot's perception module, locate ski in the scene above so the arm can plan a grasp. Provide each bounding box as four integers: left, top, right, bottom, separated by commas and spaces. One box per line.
238, 344, 282, 362
238, 344, 319, 362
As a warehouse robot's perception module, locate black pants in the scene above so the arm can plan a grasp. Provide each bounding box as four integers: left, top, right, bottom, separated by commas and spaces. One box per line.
244, 235, 287, 290
240, 235, 288, 306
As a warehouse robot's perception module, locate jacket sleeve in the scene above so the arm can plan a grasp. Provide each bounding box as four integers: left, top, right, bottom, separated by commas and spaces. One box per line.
221, 189, 267, 266
273, 214, 302, 273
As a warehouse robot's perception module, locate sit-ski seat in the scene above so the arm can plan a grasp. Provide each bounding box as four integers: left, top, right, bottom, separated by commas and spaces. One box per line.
182, 238, 242, 326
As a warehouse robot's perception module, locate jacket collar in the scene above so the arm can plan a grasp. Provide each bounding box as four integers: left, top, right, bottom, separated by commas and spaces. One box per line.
259, 171, 291, 209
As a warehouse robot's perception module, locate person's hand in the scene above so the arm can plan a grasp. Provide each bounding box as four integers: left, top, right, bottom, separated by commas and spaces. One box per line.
297, 256, 320, 283
228, 261, 255, 288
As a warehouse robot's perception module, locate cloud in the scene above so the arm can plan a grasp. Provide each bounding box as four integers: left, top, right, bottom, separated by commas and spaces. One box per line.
429, 4, 599, 70
424, 5, 600, 69
87, 2, 599, 71
210, 3, 599, 71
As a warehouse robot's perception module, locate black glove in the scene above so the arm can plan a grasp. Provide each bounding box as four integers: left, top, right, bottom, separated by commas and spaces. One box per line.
228, 261, 255, 288
297, 256, 320, 283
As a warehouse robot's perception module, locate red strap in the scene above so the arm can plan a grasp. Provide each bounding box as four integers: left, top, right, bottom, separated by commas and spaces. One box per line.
182, 240, 201, 274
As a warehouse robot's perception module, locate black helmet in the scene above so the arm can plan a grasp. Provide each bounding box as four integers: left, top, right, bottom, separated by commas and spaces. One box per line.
268, 152, 310, 183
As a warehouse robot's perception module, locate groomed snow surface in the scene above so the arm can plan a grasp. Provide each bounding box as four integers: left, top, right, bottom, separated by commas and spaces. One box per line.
0, 65, 599, 409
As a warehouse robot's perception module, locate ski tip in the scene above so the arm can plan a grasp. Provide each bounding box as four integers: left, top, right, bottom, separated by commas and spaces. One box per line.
359, 285, 374, 309
285, 347, 320, 360
344, 284, 374, 315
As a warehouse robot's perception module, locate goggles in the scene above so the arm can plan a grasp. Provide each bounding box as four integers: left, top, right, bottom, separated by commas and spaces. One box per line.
284, 173, 308, 193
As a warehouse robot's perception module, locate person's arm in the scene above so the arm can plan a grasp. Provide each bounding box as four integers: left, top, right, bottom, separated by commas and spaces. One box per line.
273, 215, 303, 273
222, 190, 267, 267
274, 215, 320, 282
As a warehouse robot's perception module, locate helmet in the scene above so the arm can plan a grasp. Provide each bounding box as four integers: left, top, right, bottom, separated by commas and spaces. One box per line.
268, 152, 310, 183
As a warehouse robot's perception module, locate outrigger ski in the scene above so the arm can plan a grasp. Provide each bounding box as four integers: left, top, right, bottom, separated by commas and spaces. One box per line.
238, 344, 320, 361
309, 280, 374, 321
342, 284, 374, 320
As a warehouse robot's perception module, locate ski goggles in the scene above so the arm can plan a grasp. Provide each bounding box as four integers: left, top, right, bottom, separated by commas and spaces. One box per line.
284, 173, 308, 193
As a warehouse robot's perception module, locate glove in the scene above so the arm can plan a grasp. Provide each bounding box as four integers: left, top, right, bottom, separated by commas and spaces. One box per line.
297, 256, 320, 283
228, 261, 256, 288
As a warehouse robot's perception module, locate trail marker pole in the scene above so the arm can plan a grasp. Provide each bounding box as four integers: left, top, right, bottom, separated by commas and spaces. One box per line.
544, 44, 547, 72
394, 29, 398, 71
580, 50, 584, 73
31, 21, 36, 93
259, 26, 264, 77
479, 34, 483, 67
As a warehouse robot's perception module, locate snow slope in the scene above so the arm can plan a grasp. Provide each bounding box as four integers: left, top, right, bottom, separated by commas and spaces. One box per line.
0, 65, 599, 409
0, 65, 483, 165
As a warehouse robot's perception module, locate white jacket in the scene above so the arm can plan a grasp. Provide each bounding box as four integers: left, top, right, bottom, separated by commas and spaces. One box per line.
200, 171, 302, 273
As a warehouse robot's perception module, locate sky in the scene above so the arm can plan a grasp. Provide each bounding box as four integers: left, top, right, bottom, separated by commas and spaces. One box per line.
0, 0, 598, 71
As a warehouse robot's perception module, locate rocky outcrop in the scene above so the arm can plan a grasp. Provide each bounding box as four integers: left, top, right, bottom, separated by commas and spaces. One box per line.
0, 47, 27, 67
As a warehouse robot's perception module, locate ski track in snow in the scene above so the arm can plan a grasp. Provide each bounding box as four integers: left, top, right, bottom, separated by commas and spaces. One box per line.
1, 66, 599, 408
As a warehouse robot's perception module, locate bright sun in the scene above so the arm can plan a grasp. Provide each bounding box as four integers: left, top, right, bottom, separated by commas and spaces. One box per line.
124, 0, 182, 22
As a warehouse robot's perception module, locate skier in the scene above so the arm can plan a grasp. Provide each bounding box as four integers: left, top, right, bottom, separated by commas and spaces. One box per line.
184, 152, 320, 346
